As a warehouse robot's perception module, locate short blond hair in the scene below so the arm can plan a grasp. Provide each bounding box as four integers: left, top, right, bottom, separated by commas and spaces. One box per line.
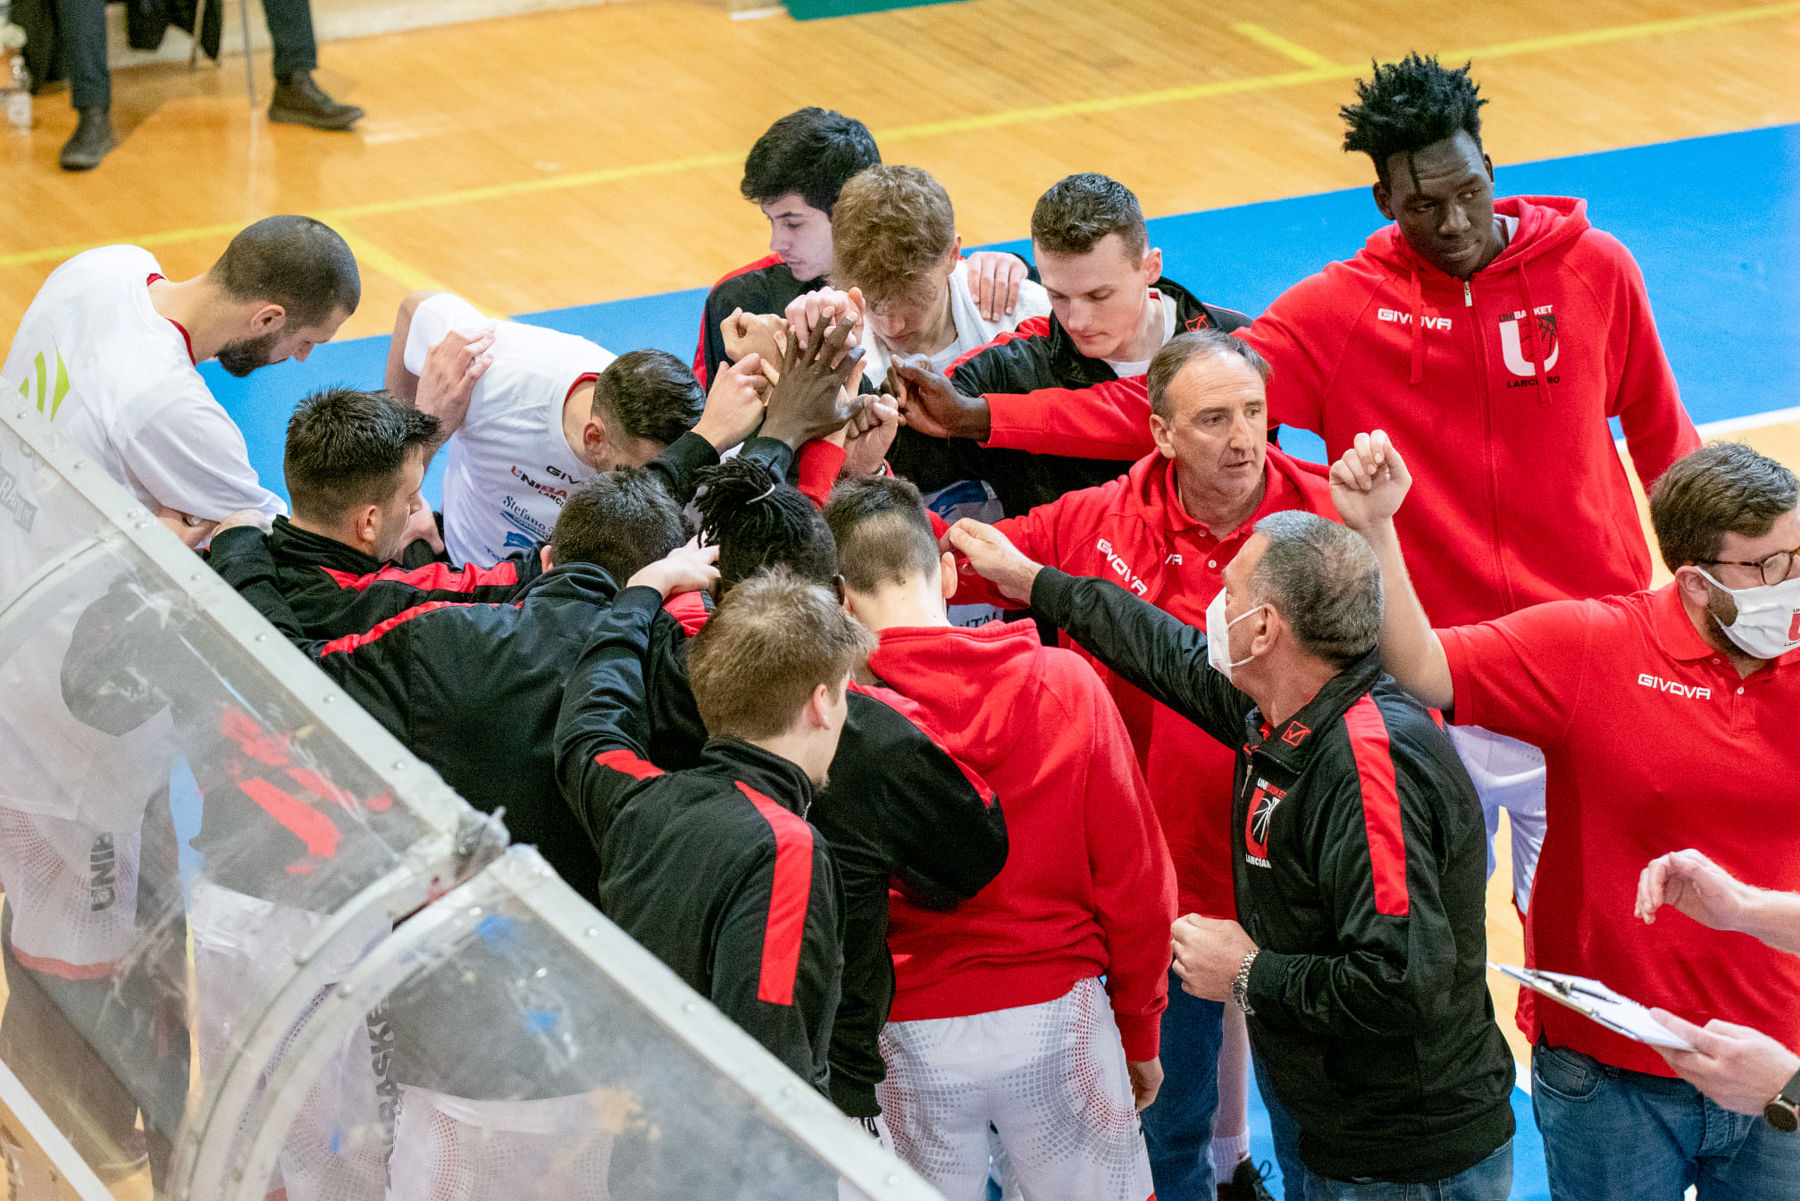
829, 165, 957, 307
689, 569, 874, 741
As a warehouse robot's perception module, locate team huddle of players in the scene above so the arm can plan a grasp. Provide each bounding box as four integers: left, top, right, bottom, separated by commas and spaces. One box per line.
6, 48, 1800, 1201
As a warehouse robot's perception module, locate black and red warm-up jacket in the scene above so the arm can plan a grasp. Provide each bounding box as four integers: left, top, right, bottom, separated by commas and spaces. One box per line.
209, 515, 541, 636
555, 586, 845, 1093
614, 588, 1008, 1118
946, 447, 1337, 922
223, 554, 699, 901
1031, 567, 1514, 1184
886, 277, 1248, 518
692, 254, 824, 389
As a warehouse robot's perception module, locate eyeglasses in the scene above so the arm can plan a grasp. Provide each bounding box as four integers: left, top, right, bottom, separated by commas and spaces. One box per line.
1703, 545, 1800, 587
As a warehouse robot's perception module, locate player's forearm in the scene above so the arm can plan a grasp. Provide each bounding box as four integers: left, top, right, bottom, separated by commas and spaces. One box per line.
1360, 520, 1454, 711
1739, 888, 1800, 957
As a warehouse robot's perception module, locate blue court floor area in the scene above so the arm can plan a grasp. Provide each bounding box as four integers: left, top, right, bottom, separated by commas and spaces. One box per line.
203, 121, 1800, 510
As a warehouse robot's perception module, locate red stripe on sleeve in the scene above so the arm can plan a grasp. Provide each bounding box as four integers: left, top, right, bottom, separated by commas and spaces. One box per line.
1343, 695, 1409, 916
319, 600, 463, 656
736, 781, 815, 1006
238, 777, 342, 858
320, 561, 520, 593
594, 749, 665, 780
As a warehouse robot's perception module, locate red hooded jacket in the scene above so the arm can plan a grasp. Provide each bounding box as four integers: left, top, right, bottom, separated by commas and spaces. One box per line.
870, 620, 1177, 1062
950, 447, 1336, 920
980, 197, 1699, 626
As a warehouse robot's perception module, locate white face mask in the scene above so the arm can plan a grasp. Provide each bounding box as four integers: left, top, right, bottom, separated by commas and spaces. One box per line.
1205, 588, 1265, 683
1697, 568, 1800, 660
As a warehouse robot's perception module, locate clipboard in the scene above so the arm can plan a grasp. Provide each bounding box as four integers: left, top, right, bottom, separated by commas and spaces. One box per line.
1488, 963, 1695, 1051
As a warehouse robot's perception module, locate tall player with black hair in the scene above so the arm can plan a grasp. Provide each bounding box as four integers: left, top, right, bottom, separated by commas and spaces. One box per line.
929, 58, 1699, 927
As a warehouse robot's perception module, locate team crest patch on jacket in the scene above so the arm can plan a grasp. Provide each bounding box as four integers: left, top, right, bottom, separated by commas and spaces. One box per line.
1244, 778, 1285, 867
1498, 305, 1560, 378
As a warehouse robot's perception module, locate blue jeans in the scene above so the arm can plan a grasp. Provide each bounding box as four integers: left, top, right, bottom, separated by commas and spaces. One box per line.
1533, 1042, 1800, 1200
1300, 1141, 1511, 1200
1252, 1050, 1305, 1201
1140, 971, 1225, 1200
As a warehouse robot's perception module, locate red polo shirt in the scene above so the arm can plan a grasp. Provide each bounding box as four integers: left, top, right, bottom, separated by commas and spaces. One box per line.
950, 447, 1336, 920
1439, 584, 1800, 1076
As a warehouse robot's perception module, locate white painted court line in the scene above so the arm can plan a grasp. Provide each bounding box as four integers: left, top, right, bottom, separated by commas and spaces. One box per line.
1696, 406, 1800, 436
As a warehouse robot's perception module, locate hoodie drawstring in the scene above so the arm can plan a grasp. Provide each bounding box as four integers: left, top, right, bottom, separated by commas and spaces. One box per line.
1517, 267, 1554, 409
1407, 266, 1425, 386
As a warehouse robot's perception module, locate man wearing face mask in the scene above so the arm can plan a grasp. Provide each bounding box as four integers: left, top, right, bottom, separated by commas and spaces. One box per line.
1332, 434, 1800, 1201
946, 508, 1516, 1199
926, 329, 1328, 1200
5, 216, 360, 543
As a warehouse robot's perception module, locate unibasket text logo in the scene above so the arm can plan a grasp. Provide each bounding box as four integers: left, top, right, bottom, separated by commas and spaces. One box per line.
1636, 672, 1710, 701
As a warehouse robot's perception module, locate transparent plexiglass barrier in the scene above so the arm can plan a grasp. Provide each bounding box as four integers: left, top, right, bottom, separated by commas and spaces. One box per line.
0, 393, 942, 1201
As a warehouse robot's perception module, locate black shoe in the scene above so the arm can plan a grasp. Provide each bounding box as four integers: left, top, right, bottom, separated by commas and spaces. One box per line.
268, 71, 364, 131
1218, 1157, 1277, 1201
59, 107, 114, 171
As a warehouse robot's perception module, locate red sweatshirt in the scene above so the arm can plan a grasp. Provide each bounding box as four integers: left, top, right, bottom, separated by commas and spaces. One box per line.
951, 447, 1336, 921
870, 621, 1176, 1062
980, 197, 1699, 626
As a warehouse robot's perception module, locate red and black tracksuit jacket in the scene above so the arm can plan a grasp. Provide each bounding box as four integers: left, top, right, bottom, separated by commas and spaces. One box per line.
1031, 567, 1515, 1185
209, 516, 541, 635
887, 277, 1249, 518
610, 590, 1007, 1117
693, 255, 823, 389
226, 558, 670, 901
555, 586, 845, 1093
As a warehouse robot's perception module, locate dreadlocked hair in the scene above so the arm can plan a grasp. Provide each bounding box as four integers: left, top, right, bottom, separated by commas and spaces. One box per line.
693, 458, 838, 589
1340, 53, 1486, 182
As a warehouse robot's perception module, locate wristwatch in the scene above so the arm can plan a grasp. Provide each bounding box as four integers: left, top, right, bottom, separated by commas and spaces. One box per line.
1231, 950, 1259, 1015
1765, 1068, 1800, 1132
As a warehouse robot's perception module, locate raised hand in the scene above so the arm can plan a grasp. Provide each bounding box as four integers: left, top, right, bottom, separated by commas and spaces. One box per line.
965, 251, 1027, 321
842, 398, 902, 477
719, 309, 787, 382
414, 327, 496, 440
1328, 429, 1412, 531
627, 540, 721, 599
784, 287, 864, 358
945, 519, 1041, 602
692, 353, 772, 452
1635, 849, 1757, 933
890, 357, 991, 441
759, 315, 865, 448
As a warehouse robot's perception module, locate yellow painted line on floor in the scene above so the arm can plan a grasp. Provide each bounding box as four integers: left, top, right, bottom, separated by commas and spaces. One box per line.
1231, 21, 1337, 70
332, 224, 453, 297
3, 0, 1797, 271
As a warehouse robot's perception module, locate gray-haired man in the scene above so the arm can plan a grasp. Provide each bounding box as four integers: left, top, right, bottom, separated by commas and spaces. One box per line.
947, 511, 1516, 1199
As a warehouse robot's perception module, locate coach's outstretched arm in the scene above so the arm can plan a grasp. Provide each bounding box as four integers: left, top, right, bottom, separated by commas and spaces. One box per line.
947, 519, 1251, 747
1329, 431, 1454, 711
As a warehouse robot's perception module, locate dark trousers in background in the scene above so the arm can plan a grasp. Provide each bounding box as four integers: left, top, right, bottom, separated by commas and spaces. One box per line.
1139, 972, 1225, 1200
51, 0, 320, 111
